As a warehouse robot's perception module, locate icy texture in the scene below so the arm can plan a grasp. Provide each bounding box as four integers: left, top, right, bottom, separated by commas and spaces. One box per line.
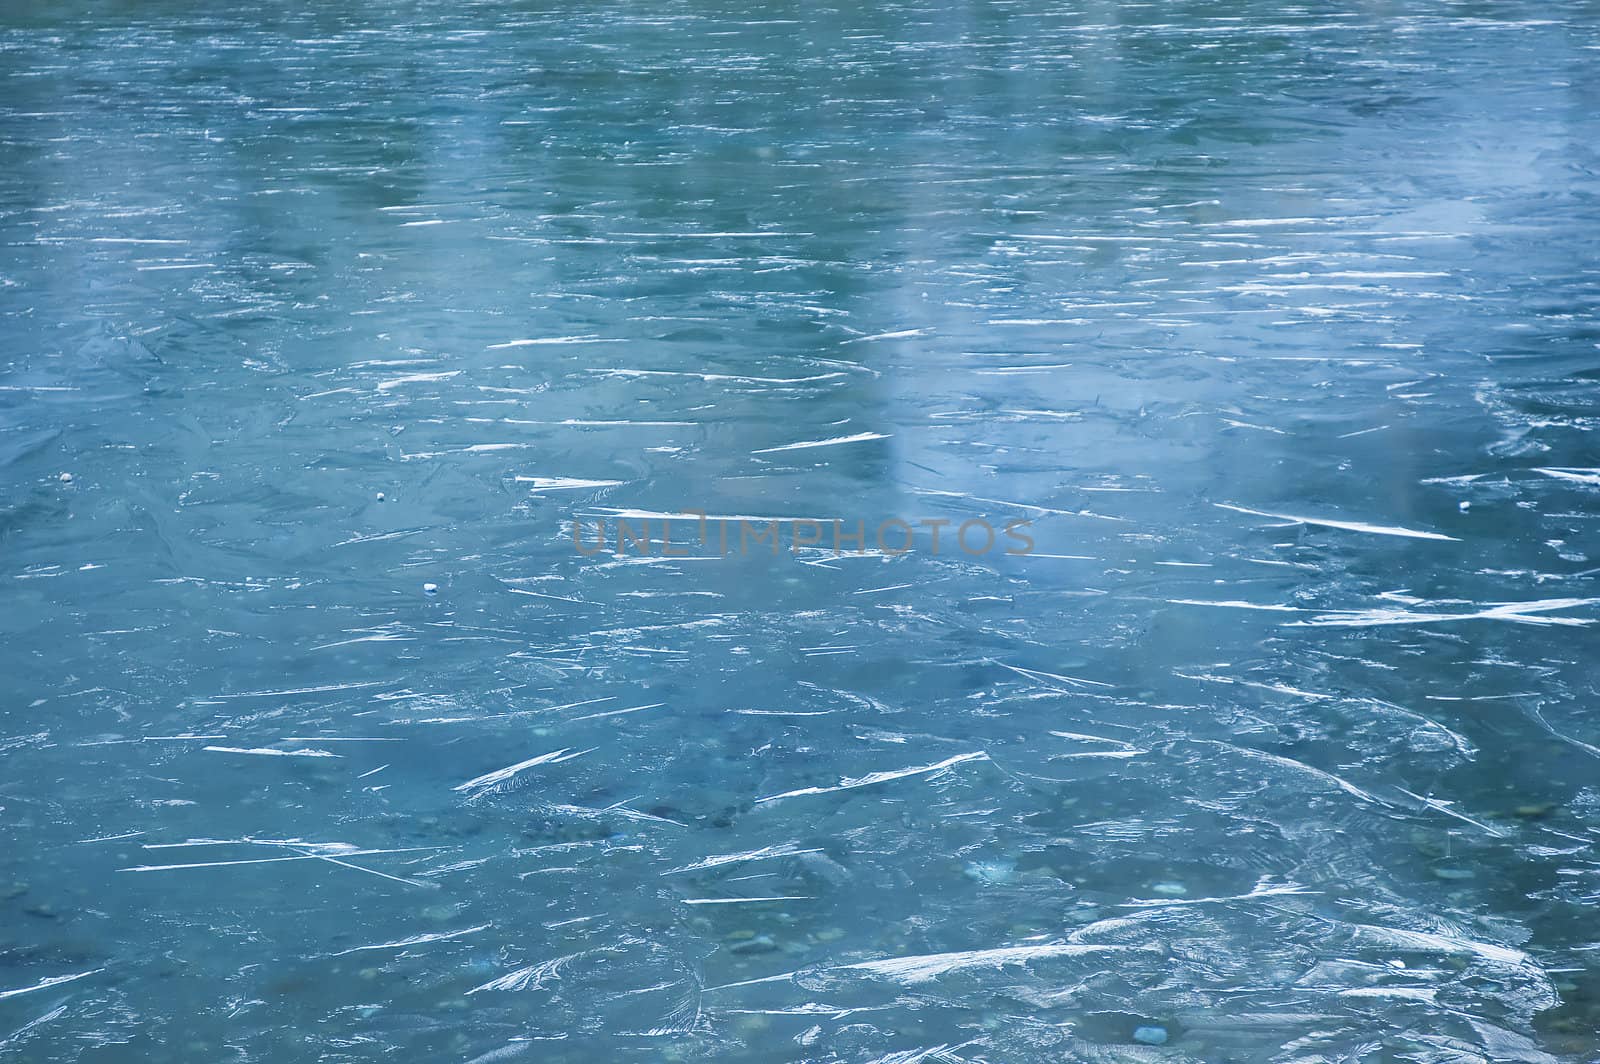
2, 0, 1599, 1060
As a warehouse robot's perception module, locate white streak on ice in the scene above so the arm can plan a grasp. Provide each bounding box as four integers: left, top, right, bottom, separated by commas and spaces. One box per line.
756, 751, 988, 804
1347, 923, 1533, 968
588, 368, 844, 385
1169, 599, 1306, 612
1190, 740, 1391, 807
331, 924, 491, 956
995, 661, 1113, 690
0, 970, 103, 1001
454, 748, 593, 795
204, 746, 341, 758
515, 476, 625, 490
752, 431, 891, 454
707, 943, 1126, 991
1291, 597, 1598, 628
119, 846, 441, 873
208, 681, 387, 699
1120, 878, 1317, 907
487, 336, 618, 348
466, 952, 590, 993
662, 843, 824, 875
681, 897, 812, 905
375, 370, 460, 391
1395, 788, 1505, 837
1216, 502, 1459, 541
1533, 467, 1600, 486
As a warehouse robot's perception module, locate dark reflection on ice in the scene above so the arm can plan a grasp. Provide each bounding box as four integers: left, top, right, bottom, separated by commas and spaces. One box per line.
2, 0, 1598, 1059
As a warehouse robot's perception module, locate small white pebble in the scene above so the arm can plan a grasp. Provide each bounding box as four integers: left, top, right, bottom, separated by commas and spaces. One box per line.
59, 472, 72, 483
423, 582, 439, 595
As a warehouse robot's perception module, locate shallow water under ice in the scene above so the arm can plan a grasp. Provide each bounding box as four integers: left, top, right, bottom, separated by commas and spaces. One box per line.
2, 0, 1599, 1060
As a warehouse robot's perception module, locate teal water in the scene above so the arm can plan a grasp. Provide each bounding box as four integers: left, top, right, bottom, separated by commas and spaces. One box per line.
3, 1, 1599, 1060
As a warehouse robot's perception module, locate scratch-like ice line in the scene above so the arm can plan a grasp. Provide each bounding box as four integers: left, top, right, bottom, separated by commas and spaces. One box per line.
330, 528, 427, 548
588, 368, 844, 385
1356, 699, 1475, 759
515, 476, 625, 490
463, 1041, 533, 1064
863, 1041, 983, 1064
1346, 923, 1532, 968
1533, 467, 1600, 486
1189, 740, 1390, 807
1395, 788, 1505, 837
995, 660, 1113, 690
585, 507, 840, 523
466, 952, 589, 993
662, 842, 824, 875
294, 848, 436, 889
752, 431, 890, 454
543, 803, 687, 827
487, 336, 618, 348
842, 328, 927, 343
0, 1003, 68, 1049
1169, 599, 1306, 612
331, 924, 491, 956
568, 702, 664, 722
119, 846, 442, 873
611, 230, 811, 238
1120, 879, 1318, 908
1175, 672, 1332, 700
1049, 731, 1139, 750
1338, 987, 1440, 1002
706, 943, 1125, 992
0, 970, 103, 1001
1216, 502, 1458, 541
309, 633, 416, 651
721, 1003, 893, 1019
484, 418, 698, 427
122, 854, 335, 872
755, 751, 988, 804
454, 747, 594, 795
681, 897, 812, 905
208, 681, 387, 699
375, 370, 460, 391
204, 746, 341, 758
1525, 707, 1600, 760
1291, 597, 1598, 628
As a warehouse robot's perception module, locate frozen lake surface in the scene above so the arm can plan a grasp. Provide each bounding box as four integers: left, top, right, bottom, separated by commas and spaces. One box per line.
2, 0, 1599, 1060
